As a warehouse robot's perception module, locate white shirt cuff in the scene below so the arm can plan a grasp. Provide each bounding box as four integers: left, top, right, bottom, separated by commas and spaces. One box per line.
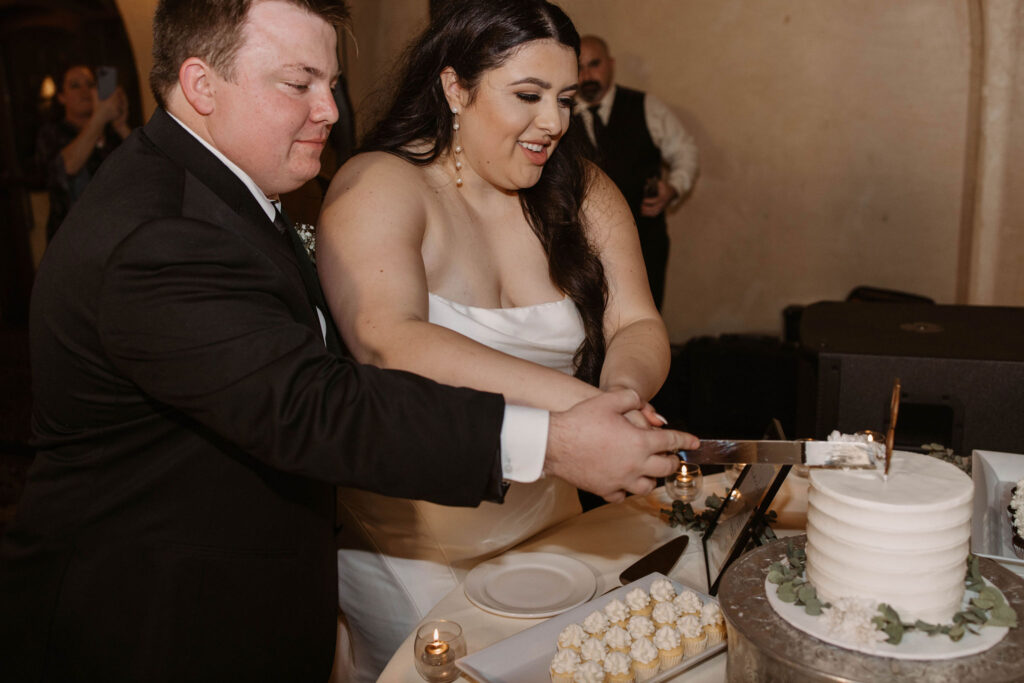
500, 404, 548, 482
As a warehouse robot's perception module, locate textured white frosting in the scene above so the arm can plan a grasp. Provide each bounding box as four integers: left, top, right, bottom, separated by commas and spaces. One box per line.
625, 587, 650, 611
550, 648, 580, 674
677, 614, 703, 639
806, 451, 973, 623
604, 625, 632, 650
630, 637, 659, 664
603, 598, 630, 624
573, 660, 604, 683
557, 623, 586, 650
603, 651, 632, 676
650, 578, 677, 603
580, 636, 606, 662
700, 602, 723, 626
821, 596, 889, 647
627, 615, 655, 639
652, 601, 679, 625
672, 590, 702, 614
582, 610, 609, 635
653, 625, 681, 651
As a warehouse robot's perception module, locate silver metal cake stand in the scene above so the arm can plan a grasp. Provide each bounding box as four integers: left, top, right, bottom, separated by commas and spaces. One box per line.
718, 535, 1024, 682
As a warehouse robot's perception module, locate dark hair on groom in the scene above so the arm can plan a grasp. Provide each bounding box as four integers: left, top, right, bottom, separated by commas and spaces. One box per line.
361, 0, 608, 385
150, 0, 350, 109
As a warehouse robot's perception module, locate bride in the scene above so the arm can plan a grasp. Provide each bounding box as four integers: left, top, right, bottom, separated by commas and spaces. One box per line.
317, 0, 672, 678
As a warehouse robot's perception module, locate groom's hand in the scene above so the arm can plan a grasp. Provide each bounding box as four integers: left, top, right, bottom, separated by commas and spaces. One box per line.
543, 390, 699, 503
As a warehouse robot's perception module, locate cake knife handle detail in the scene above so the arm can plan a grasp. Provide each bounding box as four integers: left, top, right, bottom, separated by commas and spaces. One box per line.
885, 378, 901, 476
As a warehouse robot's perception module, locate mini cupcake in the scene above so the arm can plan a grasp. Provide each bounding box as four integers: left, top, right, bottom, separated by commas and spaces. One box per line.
603, 651, 636, 683
625, 587, 652, 617
649, 577, 677, 604
558, 623, 587, 652
626, 615, 655, 642
651, 601, 679, 629
653, 625, 683, 670
573, 659, 606, 683
629, 637, 660, 682
604, 625, 632, 654
700, 601, 727, 646
676, 614, 708, 656
603, 598, 630, 628
583, 610, 610, 638
550, 648, 581, 683
672, 590, 702, 618
580, 636, 607, 664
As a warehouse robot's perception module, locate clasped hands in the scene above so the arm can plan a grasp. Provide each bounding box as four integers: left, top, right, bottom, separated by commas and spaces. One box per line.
544, 389, 698, 504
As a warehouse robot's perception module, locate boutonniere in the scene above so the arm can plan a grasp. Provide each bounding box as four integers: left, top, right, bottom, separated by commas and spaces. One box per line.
294, 222, 317, 264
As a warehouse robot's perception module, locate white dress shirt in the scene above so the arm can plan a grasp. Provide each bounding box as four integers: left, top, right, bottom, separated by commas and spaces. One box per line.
578, 84, 699, 200
166, 111, 548, 483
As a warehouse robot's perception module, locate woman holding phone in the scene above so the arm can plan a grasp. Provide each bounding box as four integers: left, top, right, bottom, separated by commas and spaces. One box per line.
35, 64, 131, 240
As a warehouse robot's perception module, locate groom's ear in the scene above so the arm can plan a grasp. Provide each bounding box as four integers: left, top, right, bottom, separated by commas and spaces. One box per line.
439, 67, 468, 110
179, 57, 216, 116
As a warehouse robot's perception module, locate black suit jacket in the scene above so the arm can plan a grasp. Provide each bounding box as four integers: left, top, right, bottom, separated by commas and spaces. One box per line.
0, 109, 507, 682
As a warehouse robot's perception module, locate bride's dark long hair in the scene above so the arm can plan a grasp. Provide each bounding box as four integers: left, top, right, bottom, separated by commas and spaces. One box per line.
360, 0, 607, 385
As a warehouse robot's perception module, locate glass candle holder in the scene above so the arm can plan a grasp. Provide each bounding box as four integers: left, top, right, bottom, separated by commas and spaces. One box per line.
413, 619, 466, 682
666, 462, 703, 503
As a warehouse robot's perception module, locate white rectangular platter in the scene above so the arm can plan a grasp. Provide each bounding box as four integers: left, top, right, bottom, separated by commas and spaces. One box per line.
456, 572, 726, 683
971, 450, 1024, 579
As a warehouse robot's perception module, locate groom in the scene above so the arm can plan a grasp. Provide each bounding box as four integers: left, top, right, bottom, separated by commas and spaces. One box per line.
0, 1, 695, 681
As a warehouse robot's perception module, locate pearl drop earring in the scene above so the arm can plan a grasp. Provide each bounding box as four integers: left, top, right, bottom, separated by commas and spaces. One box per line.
452, 107, 463, 187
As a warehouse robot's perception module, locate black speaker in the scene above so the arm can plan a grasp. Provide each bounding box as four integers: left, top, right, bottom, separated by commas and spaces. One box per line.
797, 302, 1024, 457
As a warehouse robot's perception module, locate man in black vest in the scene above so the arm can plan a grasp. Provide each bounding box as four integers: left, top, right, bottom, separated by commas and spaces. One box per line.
576, 35, 698, 310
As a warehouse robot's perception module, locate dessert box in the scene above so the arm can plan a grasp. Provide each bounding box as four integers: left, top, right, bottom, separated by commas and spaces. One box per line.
456, 572, 726, 682
971, 450, 1024, 579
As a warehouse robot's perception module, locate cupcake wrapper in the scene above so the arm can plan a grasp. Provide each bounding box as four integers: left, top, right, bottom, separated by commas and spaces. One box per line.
632, 660, 660, 682
607, 672, 636, 683
681, 634, 708, 657
704, 623, 726, 647
659, 651, 683, 669
1013, 533, 1024, 560
549, 669, 574, 683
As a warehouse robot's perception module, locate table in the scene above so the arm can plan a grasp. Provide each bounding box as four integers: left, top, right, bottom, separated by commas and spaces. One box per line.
378, 472, 811, 682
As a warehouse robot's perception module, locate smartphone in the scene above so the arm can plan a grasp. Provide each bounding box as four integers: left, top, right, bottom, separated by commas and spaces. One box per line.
96, 66, 117, 100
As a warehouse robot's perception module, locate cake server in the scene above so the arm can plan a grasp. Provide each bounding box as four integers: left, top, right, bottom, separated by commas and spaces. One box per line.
618, 534, 690, 585
678, 439, 882, 469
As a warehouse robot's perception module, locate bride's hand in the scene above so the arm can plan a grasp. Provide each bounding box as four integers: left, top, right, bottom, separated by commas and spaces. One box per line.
602, 385, 665, 430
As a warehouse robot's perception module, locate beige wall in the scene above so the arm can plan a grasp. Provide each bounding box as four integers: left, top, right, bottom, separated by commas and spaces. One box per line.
563, 0, 979, 341
116, 0, 1024, 344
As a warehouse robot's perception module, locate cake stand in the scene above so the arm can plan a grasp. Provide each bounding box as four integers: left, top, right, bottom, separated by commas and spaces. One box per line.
718, 535, 1024, 682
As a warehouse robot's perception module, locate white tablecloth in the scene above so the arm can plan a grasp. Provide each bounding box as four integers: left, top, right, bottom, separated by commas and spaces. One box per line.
377, 472, 810, 682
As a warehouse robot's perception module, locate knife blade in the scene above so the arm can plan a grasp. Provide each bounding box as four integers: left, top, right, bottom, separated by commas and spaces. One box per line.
619, 535, 690, 585
679, 439, 881, 469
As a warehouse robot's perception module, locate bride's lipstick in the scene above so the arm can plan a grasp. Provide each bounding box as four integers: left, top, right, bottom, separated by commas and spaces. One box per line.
518, 140, 549, 165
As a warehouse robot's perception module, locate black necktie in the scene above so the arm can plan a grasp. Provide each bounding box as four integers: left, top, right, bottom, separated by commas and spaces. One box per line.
273, 207, 344, 355
588, 104, 608, 150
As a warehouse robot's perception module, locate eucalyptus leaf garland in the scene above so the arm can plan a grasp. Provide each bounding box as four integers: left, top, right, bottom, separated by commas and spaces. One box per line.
770, 542, 1018, 644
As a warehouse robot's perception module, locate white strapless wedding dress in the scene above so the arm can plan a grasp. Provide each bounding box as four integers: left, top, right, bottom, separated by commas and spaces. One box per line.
337, 293, 586, 682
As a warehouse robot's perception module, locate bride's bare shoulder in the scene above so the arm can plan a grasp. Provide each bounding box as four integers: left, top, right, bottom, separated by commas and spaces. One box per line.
324, 151, 429, 201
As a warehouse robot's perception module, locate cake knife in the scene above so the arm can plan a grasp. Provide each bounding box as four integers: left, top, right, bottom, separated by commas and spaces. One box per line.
678, 439, 882, 469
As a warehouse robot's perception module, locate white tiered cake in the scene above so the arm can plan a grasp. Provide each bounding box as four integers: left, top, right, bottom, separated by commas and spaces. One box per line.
805, 451, 973, 624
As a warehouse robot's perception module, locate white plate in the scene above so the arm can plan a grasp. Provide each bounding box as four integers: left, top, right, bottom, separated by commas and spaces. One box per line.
971, 450, 1024, 579
765, 575, 1009, 660
457, 573, 726, 683
463, 552, 597, 618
